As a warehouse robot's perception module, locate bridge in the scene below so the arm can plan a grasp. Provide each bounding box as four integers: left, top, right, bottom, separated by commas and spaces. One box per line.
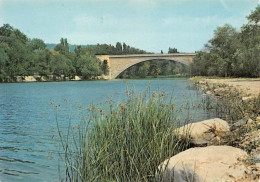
96, 53, 196, 79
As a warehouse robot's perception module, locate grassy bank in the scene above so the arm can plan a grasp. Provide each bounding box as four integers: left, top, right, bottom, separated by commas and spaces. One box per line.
55, 88, 191, 181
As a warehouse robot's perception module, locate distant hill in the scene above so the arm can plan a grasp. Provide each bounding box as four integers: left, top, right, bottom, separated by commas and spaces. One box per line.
46, 43, 89, 52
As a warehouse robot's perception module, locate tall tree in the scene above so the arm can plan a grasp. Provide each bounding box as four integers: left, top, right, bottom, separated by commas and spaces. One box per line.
168, 47, 178, 53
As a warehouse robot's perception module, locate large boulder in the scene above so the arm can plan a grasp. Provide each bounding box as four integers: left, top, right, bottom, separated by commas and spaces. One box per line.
178, 118, 230, 146
159, 146, 248, 182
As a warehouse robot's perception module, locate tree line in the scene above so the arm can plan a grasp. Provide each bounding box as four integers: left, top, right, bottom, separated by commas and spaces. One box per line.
191, 5, 260, 77
0, 25, 148, 82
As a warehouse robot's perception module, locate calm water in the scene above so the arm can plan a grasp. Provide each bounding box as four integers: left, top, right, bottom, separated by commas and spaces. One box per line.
0, 78, 215, 181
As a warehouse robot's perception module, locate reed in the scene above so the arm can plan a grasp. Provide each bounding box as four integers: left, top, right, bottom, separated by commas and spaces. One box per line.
55, 88, 191, 181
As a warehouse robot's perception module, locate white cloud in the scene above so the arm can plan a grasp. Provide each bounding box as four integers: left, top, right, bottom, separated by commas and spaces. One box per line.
220, 0, 231, 12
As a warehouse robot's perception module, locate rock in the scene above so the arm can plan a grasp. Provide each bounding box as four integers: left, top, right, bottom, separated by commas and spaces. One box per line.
253, 154, 260, 163
214, 88, 226, 96
24, 76, 36, 82
16, 76, 23, 82
242, 96, 254, 101
71, 76, 82, 81
206, 91, 212, 95
159, 146, 248, 182
199, 81, 206, 85
230, 117, 249, 131
248, 118, 254, 124
178, 118, 229, 146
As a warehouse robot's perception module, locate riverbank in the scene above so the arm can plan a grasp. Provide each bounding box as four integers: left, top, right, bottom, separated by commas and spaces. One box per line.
1, 75, 109, 83
190, 77, 260, 181
1, 75, 188, 83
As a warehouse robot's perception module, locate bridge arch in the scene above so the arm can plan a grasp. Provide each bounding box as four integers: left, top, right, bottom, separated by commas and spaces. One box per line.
114, 58, 189, 79
96, 53, 195, 79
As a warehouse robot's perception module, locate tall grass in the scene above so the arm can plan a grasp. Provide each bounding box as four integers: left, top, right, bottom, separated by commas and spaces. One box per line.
55, 88, 191, 181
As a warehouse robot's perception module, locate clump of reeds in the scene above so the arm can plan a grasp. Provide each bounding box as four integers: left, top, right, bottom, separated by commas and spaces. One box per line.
55, 88, 191, 181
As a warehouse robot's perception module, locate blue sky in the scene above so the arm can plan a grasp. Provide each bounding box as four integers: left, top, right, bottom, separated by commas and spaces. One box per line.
0, 0, 259, 53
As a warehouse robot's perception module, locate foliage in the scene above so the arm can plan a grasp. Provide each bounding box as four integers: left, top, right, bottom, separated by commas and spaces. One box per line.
118, 60, 189, 79
55, 89, 191, 181
191, 5, 260, 78
0, 24, 148, 82
168, 47, 178, 53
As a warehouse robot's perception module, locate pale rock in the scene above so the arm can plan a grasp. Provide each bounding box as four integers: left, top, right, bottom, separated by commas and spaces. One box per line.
178, 118, 229, 146
16, 76, 23, 82
72, 76, 82, 81
206, 91, 212, 95
248, 118, 254, 124
159, 146, 248, 182
230, 117, 249, 131
24, 76, 36, 82
242, 96, 254, 101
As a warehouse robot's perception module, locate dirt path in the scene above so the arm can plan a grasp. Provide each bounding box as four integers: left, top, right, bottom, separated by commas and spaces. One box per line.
204, 78, 260, 96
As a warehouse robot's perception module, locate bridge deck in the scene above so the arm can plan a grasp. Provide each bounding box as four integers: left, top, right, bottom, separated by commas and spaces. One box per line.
108, 53, 196, 59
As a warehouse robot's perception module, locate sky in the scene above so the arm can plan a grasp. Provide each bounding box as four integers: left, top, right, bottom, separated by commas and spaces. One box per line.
0, 0, 259, 53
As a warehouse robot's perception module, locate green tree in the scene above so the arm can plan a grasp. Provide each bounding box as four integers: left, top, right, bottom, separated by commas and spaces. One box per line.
54, 38, 70, 54
29, 38, 46, 51
168, 47, 178, 53
116, 42, 123, 54
0, 24, 14, 37
101, 60, 109, 75
80, 55, 101, 79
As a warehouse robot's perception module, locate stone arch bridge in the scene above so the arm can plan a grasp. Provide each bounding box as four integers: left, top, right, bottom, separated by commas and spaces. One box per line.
96, 53, 196, 79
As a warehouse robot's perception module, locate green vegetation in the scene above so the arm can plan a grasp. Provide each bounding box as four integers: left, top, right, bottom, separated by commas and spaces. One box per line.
55, 88, 191, 181
118, 60, 189, 79
0, 25, 148, 82
191, 5, 260, 77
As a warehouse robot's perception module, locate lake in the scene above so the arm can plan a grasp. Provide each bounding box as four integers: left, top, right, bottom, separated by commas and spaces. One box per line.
0, 78, 215, 181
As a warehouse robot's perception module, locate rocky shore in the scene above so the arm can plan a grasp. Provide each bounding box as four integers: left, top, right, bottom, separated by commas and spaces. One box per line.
4, 75, 109, 83
159, 77, 260, 181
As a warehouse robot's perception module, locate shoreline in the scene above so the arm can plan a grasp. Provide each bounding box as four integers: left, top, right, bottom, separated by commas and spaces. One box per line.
0, 75, 189, 83
190, 76, 260, 180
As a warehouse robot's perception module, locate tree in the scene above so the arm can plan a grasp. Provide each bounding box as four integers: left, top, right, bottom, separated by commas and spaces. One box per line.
116, 42, 122, 54
29, 38, 46, 51
54, 38, 69, 54
137, 62, 149, 77
161, 50, 163, 54
80, 55, 101, 79
236, 5, 260, 77
0, 43, 9, 82
0, 24, 14, 37
168, 47, 178, 53
123, 42, 128, 53
101, 60, 109, 75
191, 24, 241, 77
